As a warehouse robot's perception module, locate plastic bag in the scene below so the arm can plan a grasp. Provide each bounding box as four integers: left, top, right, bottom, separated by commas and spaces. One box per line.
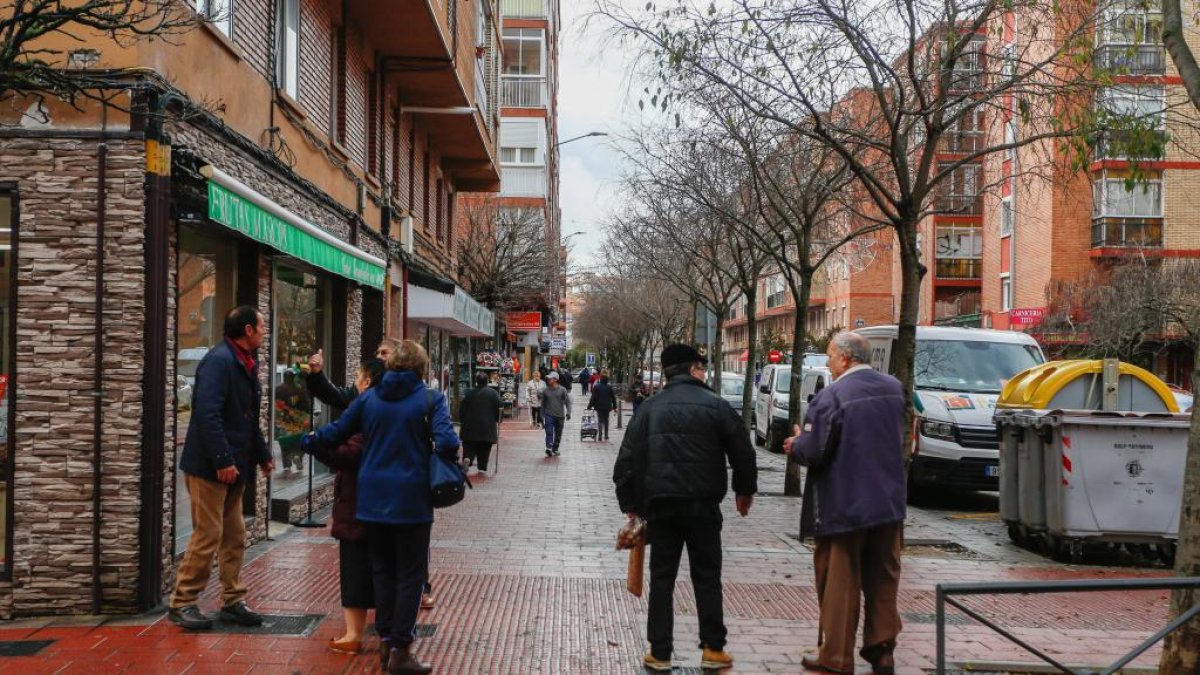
616, 516, 646, 550
617, 516, 647, 597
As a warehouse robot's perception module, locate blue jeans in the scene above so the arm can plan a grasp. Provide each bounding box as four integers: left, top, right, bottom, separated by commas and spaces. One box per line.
544, 414, 564, 450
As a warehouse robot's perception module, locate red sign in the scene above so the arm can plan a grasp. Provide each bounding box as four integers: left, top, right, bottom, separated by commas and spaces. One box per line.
506, 311, 542, 332
768, 350, 783, 364
1009, 307, 1045, 326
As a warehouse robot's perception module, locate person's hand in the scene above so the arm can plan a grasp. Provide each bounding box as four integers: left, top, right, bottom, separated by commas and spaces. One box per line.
736, 494, 753, 517
307, 349, 324, 374
216, 465, 240, 485
260, 460, 275, 476
782, 424, 802, 456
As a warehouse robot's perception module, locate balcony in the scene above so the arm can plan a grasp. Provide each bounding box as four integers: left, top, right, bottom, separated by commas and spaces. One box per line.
941, 131, 983, 155
936, 258, 982, 280
502, 0, 546, 18
501, 166, 547, 197
934, 194, 983, 215
948, 68, 985, 93
502, 77, 548, 108
1095, 44, 1166, 75
1094, 129, 1167, 161
1091, 216, 1163, 248
934, 290, 982, 323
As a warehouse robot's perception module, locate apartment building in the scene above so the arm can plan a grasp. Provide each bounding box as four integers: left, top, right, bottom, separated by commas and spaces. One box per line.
0, 0, 500, 617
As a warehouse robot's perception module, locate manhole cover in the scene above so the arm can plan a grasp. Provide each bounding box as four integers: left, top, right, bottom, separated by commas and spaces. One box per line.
413, 624, 438, 638
209, 613, 323, 636
903, 611, 970, 625
0, 640, 54, 657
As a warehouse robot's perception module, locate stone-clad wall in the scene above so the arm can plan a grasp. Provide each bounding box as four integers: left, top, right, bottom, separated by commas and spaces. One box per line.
0, 136, 147, 617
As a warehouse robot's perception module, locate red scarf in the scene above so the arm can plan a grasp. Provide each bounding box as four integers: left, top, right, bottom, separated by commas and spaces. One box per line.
227, 338, 257, 375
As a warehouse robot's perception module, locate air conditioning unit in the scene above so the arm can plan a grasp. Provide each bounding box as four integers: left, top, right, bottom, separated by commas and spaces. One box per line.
401, 215, 414, 255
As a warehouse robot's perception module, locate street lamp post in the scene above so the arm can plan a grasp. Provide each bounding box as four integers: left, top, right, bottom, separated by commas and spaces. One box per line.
553, 131, 608, 148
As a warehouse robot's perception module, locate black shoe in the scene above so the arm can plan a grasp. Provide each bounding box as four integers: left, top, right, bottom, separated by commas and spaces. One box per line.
219, 600, 264, 626
168, 605, 213, 630
387, 644, 433, 673
545, 447, 553, 456
552, 449, 560, 456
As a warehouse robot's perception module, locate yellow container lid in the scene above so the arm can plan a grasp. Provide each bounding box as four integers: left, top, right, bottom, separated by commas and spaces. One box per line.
996, 359, 1178, 412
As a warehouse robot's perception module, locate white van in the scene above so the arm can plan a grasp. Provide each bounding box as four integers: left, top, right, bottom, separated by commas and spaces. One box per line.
855, 325, 1045, 491
752, 357, 831, 452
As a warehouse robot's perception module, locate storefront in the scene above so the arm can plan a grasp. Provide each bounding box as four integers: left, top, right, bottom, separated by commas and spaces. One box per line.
406, 274, 496, 414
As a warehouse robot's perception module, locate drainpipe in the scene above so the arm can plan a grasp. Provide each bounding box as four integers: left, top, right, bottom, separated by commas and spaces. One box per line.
137, 88, 181, 611
92, 105, 109, 615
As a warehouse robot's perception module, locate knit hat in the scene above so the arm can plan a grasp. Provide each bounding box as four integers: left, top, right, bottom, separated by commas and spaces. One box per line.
546, 371, 559, 380
661, 344, 707, 369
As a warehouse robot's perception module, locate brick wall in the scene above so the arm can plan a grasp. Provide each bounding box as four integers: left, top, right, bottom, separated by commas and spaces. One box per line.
0, 136, 147, 617
299, 0, 335, 136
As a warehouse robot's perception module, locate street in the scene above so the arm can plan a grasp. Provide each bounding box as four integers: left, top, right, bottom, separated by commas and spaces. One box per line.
0, 397, 1173, 674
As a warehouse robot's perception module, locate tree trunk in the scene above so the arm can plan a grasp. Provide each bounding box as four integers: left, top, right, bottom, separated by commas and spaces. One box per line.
894, 220, 925, 459
1160, 357, 1200, 674
1164, 0, 1200, 113
742, 285, 759, 431
783, 275, 813, 497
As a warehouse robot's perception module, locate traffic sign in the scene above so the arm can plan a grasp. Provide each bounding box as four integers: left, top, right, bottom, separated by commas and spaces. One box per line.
586, 352, 596, 366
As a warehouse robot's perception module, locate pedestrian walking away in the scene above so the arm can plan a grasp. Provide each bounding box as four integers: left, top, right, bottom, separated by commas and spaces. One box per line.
306, 340, 461, 674
579, 366, 591, 395
541, 371, 572, 456
526, 371, 546, 428
558, 367, 574, 393
460, 370, 502, 473
587, 371, 618, 442
784, 332, 907, 675
302, 357, 387, 655
613, 343, 757, 672
168, 306, 274, 631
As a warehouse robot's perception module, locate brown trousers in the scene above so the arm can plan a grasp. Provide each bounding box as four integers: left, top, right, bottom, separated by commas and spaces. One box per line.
813, 521, 903, 671
169, 474, 248, 609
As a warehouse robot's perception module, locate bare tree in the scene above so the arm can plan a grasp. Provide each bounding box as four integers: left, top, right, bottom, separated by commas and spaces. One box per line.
0, 0, 199, 108
457, 198, 550, 311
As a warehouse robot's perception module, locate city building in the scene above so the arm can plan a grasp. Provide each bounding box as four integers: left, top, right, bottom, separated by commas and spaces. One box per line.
0, 0, 500, 617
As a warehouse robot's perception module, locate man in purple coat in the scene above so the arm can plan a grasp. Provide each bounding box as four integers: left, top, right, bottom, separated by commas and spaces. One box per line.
784, 332, 906, 675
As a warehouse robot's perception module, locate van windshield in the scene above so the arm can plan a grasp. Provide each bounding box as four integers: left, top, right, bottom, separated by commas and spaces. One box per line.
915, 340, 1043, 393
720, 378, 744, 396
775, 369, 792, 394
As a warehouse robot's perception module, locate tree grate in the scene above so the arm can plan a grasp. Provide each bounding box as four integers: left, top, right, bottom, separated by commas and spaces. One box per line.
208, 613, 324, 636
903, 611, 970, 626
0, 639, 54, 657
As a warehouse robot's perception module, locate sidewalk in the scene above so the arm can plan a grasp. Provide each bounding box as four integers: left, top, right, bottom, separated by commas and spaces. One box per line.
0, 399, 1175, 674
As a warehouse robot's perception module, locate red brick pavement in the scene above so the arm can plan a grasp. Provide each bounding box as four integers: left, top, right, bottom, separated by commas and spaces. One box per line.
0, 401, 1178, 674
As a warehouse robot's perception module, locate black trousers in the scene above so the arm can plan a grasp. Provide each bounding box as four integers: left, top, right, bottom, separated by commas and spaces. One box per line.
597, 410, 611, 440
464, 441, 494, 471
646, 502, 726, 659
531, 406, 542, 426
366, 522, 431, 647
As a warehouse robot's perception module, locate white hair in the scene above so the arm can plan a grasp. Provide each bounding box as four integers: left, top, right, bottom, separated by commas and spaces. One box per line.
831, 332, 871, 364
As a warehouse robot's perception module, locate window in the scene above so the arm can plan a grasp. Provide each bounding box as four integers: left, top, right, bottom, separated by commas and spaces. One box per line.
194, 0, 233, 37
1100, 0, 1163, 46
0, 193, 13, 576
1004, 120, 1017, 162
277, 0, 301, 99
422, 149, 431, 231
765, 274, 787, 309
935, 225, 982, 259
1100, 85, 1166, 128
1092, 171, 1163, 218
407, 126, 416, 210
367, 72, 379, 175
1000, 198, 1014, 236
500, 147, 539, 164
330, 29, 346, 144
502, 28, 545, 76
436, 179, 444, 243
1001, 275, 1013, 312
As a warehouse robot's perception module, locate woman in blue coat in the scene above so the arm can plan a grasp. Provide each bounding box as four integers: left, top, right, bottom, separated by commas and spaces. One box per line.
308, 340, 460, 674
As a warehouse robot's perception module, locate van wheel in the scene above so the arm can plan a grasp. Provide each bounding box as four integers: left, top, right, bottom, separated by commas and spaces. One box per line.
766, 424, 783, 454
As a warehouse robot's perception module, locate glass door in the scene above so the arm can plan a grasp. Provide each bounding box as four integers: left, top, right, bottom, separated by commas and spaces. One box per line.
174, 227, 238, 555
270, 263, 331, 503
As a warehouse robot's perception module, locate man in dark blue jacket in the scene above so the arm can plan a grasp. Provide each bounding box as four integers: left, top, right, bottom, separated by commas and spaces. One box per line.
784, 332, 906, 675
169, 306, 273, 630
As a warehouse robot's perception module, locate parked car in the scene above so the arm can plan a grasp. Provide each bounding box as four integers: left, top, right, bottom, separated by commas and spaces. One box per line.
710, 371, 747, 416
797, 367, 833, 423
753, 364, 793, 452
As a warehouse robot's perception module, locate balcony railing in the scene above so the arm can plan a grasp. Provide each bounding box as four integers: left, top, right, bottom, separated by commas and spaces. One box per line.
934, 290, 982, 322
1094, 129, 1167, 161
936, 258, 982, 280
502, 77, 548, 108
934, 194, 983, 215
942, 131, 984, 154
1094, 44, 1166, 75
949, 68, 985, 92
501, 0, 546, 18
501, 165, 547, 198
1091, 216, 1163, 248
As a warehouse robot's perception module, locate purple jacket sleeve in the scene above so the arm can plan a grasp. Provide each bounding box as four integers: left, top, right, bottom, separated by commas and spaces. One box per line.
795, 388, 838, 469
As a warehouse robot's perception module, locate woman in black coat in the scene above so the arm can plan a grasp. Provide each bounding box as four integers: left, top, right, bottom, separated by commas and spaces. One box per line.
460, 371, 502, 472
587, 372, 618, 442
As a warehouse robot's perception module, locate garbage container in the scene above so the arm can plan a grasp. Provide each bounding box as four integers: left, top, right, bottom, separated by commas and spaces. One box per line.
1040, 410, 1188, 562
993, 360, 1180, 554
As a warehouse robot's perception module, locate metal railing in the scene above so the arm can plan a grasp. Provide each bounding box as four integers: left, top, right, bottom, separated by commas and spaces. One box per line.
501, 0, 546, 18
942, 131, 984, 154
1091, 216, 1163, 248
935, 258, 982, 280
934, 194, 983, 215
502, 77, 547, 107
1095, 44, 1166, 75
1094, 129, 1167, 161
501, 166, 547, 197
936, 577, 1200, 675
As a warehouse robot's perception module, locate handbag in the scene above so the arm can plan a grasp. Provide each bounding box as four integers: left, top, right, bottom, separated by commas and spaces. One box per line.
425, 390, 472, 508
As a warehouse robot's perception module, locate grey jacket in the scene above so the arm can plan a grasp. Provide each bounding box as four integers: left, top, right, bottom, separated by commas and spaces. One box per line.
541, 384, 572, 418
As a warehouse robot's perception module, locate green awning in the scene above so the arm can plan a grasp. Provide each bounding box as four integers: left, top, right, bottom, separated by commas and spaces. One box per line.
202, 165, 386, 289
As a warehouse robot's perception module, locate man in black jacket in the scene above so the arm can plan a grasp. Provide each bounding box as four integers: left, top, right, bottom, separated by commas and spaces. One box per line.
460, 371, 502, 472
613, 344, 757, 672
587, 372, 618, 441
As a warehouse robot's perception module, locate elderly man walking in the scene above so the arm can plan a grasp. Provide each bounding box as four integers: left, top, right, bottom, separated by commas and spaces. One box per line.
541, 371, 571, 456
784, 332, 906, 675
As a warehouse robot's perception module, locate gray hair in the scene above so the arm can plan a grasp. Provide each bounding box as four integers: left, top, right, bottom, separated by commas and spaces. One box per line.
831, 331, 871, 364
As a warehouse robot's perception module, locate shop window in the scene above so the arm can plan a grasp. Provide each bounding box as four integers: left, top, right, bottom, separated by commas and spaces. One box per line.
277, 0, 301, 100
0, 194, 14, 576
174, 227, 239, 555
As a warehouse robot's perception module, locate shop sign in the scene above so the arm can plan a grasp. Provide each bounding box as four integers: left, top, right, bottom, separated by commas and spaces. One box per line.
507, 311, 542, 332
207, 180, 386, 289
1010, 307, 1045, 326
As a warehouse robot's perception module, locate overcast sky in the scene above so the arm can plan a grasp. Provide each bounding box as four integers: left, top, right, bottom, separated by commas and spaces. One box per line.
556, 3, 632, 270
